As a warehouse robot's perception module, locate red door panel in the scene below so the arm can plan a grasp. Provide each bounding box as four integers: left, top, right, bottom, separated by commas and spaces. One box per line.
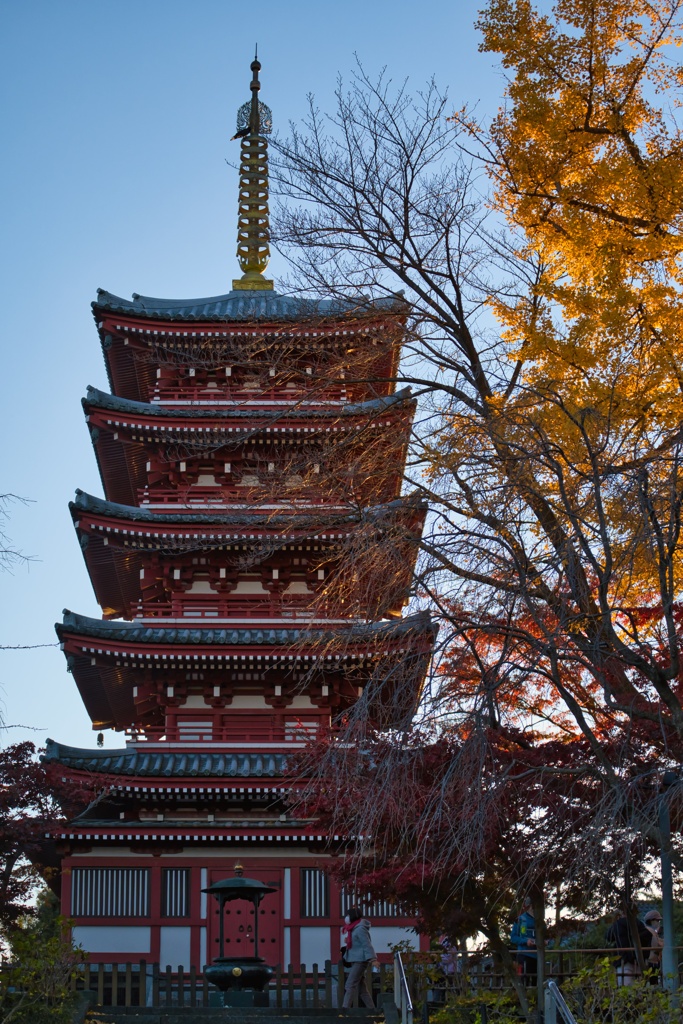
209, 867, 282, 965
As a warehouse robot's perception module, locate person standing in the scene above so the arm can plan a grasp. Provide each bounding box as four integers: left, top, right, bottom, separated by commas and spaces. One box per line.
643, 910, 664, 984
341, 905, 377, 1009
605, 908, 652, 986
511, 897, 537, 982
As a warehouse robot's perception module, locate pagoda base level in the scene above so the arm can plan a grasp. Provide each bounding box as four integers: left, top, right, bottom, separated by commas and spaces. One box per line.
205, 957, 273, 995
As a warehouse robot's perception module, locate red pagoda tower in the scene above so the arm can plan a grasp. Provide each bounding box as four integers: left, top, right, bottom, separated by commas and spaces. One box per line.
45, 57, 435, 972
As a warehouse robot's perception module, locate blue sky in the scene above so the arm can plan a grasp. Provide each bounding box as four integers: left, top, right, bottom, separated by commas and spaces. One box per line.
0, 0, 504, 750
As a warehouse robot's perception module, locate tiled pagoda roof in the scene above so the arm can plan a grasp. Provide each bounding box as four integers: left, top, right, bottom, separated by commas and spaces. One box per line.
93, 288, 406, 323
83, 385, 413, 421
71, 489, 427, 621
43, 739, 286, 778
57, 608, 435, 647
71, 487, 427, 529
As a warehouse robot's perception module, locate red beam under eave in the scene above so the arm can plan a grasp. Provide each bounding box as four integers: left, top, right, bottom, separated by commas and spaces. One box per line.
96, 314, 404, 404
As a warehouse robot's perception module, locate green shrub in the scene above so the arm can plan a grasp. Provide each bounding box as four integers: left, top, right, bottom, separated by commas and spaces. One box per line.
563, 958, 676, 1024
0, 916, 85, 1024
430, 989, 525, 1024
426, 958, 681, 1024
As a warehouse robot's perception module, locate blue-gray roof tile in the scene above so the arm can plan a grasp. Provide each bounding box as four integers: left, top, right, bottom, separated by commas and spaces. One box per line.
83, 386, 413, 420
93, 288, 406, 323
57, 609, 436, 647
43, 739, 286, 777
71, 489, 426, 527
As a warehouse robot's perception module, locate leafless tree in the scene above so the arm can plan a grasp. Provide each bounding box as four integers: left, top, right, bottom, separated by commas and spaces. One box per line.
262, 64, 683, 926
0, 496, 33, 575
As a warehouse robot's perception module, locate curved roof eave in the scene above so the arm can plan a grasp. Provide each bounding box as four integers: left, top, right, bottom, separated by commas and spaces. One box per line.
92, 288, 409, 324
43, 739, 287, 778
70, 488, 428, 528
82, 385, 414, 421
56, 608, 437, 647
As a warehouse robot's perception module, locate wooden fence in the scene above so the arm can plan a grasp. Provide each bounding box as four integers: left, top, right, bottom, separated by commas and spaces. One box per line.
46, 946, 683, 1009
72, 960, 388, 1009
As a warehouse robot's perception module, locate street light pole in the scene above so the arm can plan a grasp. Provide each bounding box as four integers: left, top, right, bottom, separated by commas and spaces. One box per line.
659, 771, 679, 1000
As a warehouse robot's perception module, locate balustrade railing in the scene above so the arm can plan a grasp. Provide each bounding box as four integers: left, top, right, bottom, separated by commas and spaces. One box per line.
151, 386, 350, 406
168, 721, 320, 743
133, 592, 343, 621
544, 979, 578, 1024
138, 486, 344, 508
394, 952, 413, 1024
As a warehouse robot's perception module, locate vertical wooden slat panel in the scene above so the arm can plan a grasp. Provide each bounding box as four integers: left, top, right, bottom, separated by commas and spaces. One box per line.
71, 867, 150, 917
300, 868, 330, 917
189, 965, 197, 1007
161, 868, 190, 918
299, 963, 306, 1008
288, 962, 295, 1007
312, 962, 319, 1008
111, 964, 119, 1007
165, 965, 172, 1006
178, 965, 185, 1007
138, 959, 147, 1007
337, 958, 345, 1009
97, 963, 105, 1005
202, 968, 209, 1007
124, 963, 132, 1006
152, 962, 159, 1007
275, 963, 283, 1007
324, 959, 332, 1009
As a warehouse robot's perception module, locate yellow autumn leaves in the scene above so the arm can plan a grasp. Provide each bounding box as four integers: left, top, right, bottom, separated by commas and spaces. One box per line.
479, 0, 683, 412
461, 0, 683, 604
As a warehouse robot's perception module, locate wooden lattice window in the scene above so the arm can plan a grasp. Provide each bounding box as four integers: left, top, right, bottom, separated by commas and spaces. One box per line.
300, 868, 329, 918
161, 868, 190, 917
71, 868, 150, 917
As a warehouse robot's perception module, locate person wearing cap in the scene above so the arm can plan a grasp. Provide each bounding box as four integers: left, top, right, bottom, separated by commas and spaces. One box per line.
643, 909, 664, 983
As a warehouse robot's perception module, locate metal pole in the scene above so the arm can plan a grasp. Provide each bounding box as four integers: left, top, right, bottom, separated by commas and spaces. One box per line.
544, 984, 557, 1024
659, 777, 678, 999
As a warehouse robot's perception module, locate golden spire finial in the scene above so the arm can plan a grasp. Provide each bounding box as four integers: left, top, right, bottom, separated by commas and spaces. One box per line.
232, 50, 274, 291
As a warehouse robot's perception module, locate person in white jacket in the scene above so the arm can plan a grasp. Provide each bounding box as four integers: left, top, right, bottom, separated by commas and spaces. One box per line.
341, 906, 377, 1008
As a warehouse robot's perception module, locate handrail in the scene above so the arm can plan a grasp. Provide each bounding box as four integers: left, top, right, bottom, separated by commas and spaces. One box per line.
544, 980, 578, 1024
393, 951, 413, 1024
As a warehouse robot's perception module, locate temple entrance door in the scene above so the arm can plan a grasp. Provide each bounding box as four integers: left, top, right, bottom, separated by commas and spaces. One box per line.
208, 867, 282, 965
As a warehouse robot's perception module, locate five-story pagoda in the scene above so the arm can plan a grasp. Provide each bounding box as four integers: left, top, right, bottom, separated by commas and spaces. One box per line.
45, 57, 435, 972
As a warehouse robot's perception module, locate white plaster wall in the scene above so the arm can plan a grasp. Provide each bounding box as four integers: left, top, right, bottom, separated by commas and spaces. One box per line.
183, 694, 210, 708
159, 926, 192, 969
299, 926, 331, 967
368, 926, 418, 954
187, 580, 213, 593
72, 926, 151, 954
